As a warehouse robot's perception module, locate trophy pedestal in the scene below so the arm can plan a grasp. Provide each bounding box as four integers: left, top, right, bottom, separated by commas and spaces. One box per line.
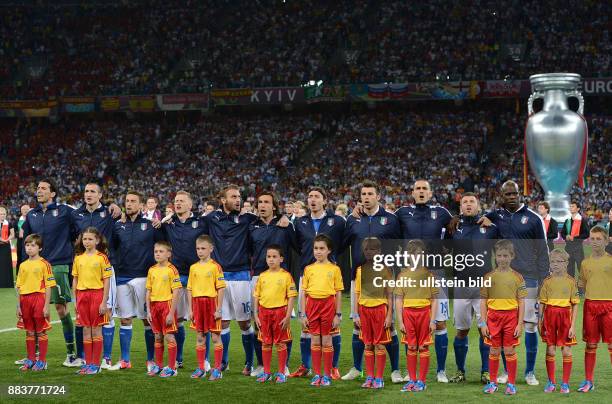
546, 192, 570, 223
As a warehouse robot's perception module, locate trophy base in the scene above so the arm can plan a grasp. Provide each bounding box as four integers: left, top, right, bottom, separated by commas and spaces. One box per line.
546, 194, 570, 223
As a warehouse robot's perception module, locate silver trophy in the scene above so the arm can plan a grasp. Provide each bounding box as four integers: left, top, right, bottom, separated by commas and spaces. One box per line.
525, 73, 589, 223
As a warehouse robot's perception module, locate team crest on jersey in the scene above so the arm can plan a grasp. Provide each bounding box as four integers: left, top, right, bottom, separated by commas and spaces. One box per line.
234, 216, 240, 224
141, 223, 147, 231
100, 211, 106, 218
480, 227, 487, 234
52, 210, 58, 217
327, 218, 334, 227
380, 217, 388, 226
327, 272, 333, 279
192, 221, 198, 229
276, 279, 283, 286
521, 216, 529, 224
431, 211, 437, 220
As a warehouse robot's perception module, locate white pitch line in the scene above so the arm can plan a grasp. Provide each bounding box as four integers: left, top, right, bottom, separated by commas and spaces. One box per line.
0, 320, 61, 334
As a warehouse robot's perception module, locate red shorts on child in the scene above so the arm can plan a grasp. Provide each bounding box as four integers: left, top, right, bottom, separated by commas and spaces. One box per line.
258, 305, 292, 344
359, 304, 391, 345
582, 299, 612, 344
17, 293, 52, 333
76, 289, 109, 327
190, 296, 221, 333
150, 300, 178, 335
542, 305, 576, 346
305, 296, 335, 336
484, 308, 519, 348
401, 306, 433, 347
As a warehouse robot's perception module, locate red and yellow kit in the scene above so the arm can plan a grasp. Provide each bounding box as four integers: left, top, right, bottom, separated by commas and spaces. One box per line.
16, 258, 56, 332
254, 269, 297, 344
355, 265, 392, 345
481, 269, 527, 347
187, 260, 225, 333
394, 267, 438, 346
578, 254, 612, 344
302, 262, 343, 336
73, 252, 112, 327
147, 263, 181, 335
539, 274, 579, 346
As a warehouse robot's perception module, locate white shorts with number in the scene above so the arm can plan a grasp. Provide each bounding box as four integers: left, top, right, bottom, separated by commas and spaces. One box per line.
106, 269, 118, 318
453, 287, 481, 330
431, 269, 449, 322
116, 277, 147, 319
524, 285, 539, 324
222, 280, 252, 322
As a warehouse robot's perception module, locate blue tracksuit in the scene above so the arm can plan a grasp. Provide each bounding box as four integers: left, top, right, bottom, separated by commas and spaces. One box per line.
112, 215, 164, 280
72, 203, 116, 260
395, 203, 452, 240
162, 213, 208, 276
344, 206, 401, 279
485, 204, 549, 282
450, 214, 499, 281
22, 203, 76, 265
202, 210, 257, 275
249, 216, 297, 276
294, 213, 346, 276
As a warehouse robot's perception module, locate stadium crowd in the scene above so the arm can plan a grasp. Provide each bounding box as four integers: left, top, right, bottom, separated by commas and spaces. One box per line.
0, 0, 610, 98
1, 111, 610, 225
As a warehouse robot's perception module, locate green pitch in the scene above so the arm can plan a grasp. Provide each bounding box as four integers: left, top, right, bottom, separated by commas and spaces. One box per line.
1, 289, 610, 403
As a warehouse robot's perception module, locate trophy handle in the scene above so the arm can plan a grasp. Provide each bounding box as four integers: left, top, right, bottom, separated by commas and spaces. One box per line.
565, 90, 584, 115
527, 91, 544, 116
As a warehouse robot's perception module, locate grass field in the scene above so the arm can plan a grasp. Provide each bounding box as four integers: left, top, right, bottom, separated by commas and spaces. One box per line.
1, 288, 611, 403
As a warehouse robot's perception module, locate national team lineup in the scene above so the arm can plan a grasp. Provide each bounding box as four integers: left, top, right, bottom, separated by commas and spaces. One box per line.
13, 177, 612, 396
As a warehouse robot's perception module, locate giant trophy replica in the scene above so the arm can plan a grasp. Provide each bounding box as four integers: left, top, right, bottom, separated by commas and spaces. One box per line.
525, 73, 589, 223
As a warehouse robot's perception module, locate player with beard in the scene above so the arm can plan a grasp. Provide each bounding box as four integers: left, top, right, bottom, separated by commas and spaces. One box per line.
71, 181, 121, 369
448, 192, 499, 384
248, 191, 297, 376
290, 187, 346, 379
395, 179, 453, 383
342, 180, 403, 384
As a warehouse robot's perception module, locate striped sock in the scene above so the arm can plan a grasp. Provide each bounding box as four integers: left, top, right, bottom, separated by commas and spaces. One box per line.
365, 349, 375, 378
375, 349, 386, 379
407, 349, 418, 382
167, 341, 177, 370
262, 345, 272, 374
38, 335, 48, 362
585, 347, 596, 382
26, 335, 36, 362
562, 355, 572, 384
214, 344, 223, 370
154, 341, 164, 367
84, 339, 93, 365
92, 336, 103, 366
506, 352, 518, 384
546, 354, 556, 384
419, 349, 430, 383
277, 345, 288, 373
312, 345, 322, 376
489, 353, 500, 382
196, 345, 206, 370
323, 346, 333, 377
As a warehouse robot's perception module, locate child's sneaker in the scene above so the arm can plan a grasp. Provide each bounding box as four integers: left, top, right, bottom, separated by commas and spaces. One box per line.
275, 372, 287, 383
480, 371, 490, 384
159, 367, 177, 377
109, 360, 132, 370
505, 383, 517, 395
19, 359, 34, 371
191, 368, 206, 378
361, 376, 374, 388
483, 382, 498, 394
176, 361, 184, 369
76, 364, 89, 375
256, 373, 271, 383
401, 381, 415, 392
525, 372, 539, 386
289, 364, 310, 378
31, 360, 47, 371
330, 367, 341, 380
84, 364, 101, 375
147, 364, 161, 376
310, 375, 322, 386
413, 380, 426, 392
209, 368, 222, 381
560, 383, 570, 394
544, 381, 556, 393
146, 360, 155, 372
577, 380, 594, 393
320, 375, 331, 387
372, 378, 384, 389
